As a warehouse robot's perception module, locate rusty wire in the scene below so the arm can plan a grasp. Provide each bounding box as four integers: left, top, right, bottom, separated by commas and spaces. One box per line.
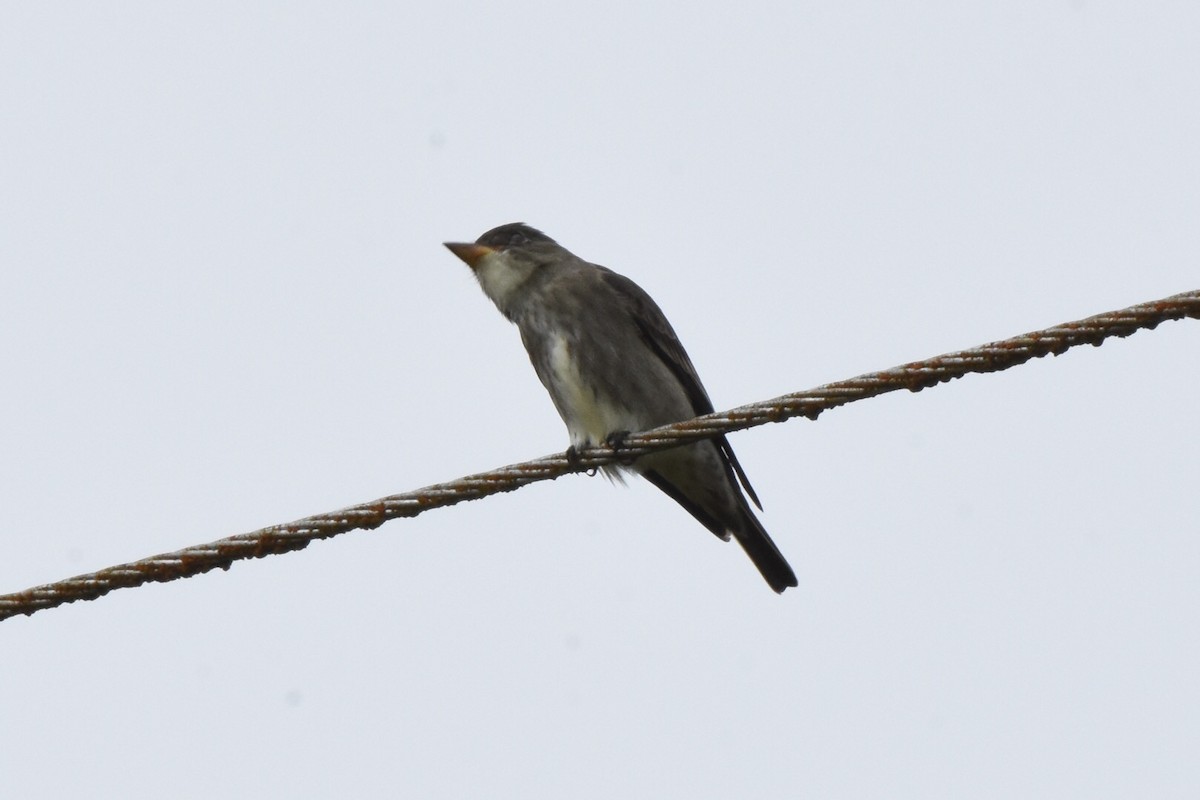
2, 289, 1197, 622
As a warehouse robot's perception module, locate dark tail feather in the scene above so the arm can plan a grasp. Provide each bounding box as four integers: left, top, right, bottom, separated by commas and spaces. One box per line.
732, 507, 798, 594
641, 466, 797, 593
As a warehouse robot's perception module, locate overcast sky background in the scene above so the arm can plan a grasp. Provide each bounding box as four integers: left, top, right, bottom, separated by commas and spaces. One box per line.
2, 3, 1198, 798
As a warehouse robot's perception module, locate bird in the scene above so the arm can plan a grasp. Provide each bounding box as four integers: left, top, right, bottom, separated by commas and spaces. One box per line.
444, 223, 797, 593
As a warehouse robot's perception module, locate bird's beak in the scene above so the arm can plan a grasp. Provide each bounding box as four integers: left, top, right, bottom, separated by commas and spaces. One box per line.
443, 242, 495, 270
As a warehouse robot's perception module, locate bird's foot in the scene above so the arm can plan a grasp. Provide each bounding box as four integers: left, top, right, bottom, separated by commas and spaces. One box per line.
604, 430, 638, 466
565, 445, 599, 476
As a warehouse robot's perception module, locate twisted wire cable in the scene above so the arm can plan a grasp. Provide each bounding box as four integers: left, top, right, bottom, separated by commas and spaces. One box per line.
2, 289, 1196, 621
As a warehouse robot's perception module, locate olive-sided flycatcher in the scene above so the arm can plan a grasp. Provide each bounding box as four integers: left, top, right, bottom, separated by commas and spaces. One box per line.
445, 223, 797, 593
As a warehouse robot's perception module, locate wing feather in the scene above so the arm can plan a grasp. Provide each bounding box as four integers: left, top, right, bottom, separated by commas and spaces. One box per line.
596, 269, 762, 509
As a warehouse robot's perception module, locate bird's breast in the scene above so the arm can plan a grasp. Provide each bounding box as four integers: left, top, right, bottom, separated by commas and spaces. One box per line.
546, 333, 632, 447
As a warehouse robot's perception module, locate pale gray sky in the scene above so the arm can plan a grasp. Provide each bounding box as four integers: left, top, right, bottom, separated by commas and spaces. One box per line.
2, 3, 1198, 798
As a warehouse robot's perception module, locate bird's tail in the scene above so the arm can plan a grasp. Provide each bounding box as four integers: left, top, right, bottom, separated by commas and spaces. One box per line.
732, 507, 798, 594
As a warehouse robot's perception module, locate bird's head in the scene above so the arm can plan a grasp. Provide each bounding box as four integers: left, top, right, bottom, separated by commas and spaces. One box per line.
444, 223, 561, 314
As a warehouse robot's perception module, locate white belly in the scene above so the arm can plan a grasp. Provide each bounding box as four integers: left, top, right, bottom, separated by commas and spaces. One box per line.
547, 334, 630, 447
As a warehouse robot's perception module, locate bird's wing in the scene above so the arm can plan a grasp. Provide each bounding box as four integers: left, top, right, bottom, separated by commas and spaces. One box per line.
596, 269, 713, 414
596, 268, 763, 510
